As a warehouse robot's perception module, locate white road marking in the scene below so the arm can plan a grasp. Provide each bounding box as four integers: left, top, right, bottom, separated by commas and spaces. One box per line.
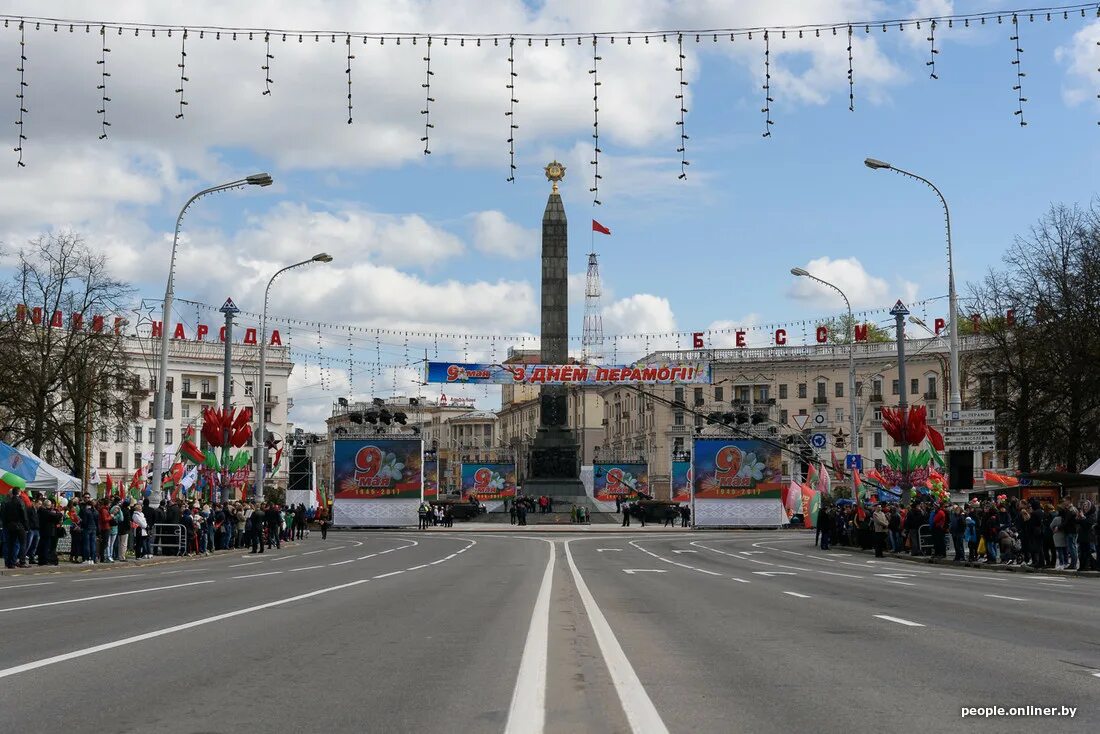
408, 564, 429, 570
71, 574, 139, 582
379, 549, 394, 555
329, 559, 355, 566
939, 572, 1009, 583
0, 582, 55, 590
671, 550, 698, 554
267, 555, 298, 562
695, 568, 722, 576
781, 550, 805, 557
783, 591, 811, 598
622, 569, 667, 575
985, 594, 1028, 602
301, 550, 324, 556
504, 540, 554, 734
328, 546, 346, 551
874, 614, 924, 627
752, 571, 796, 577
597, 548, 622, 552
289, 565, 324, 572
357, 554, 377, 560
0, 580, 214, 614
730, 577, 750, 583
0, 577, 370, 679
1092, 672, 1100, 679
564, 541, 669, 734
875, 573, 917, 579
233, 571, 282, 579
229, 562, 261, 568
882, 580, 917, 587
373, 571, 404, 579
429, 559, 446, 565
159, 569, 197, 575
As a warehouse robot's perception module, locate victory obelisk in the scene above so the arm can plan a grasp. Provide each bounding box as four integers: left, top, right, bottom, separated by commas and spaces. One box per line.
525, 161, 585, 496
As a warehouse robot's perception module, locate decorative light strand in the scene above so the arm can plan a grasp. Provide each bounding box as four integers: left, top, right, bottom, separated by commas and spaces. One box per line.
421, 36, 433, 154
345, 33, 354, 123
174, 30, 188, 119
675, 34, 689, 179
14, 21, 26, 166
589, 35, 602, 205
97, 25, 111, 139
927, 20, 939, 79
1011, 14, 1028, 125
262, 32, 273, 95
761, 30, 773, 137
506, 36, 517, 182
347, 331, 354, 397
847, 25, 855, 111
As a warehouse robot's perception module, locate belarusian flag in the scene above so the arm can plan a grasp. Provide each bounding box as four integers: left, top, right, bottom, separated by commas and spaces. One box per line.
105, 473, 114, 498
853, 469, 867, 521
983, 470, 1017, 487
591, 219, 611, 235
0, 470, 26, 495
816, 462, 831, 496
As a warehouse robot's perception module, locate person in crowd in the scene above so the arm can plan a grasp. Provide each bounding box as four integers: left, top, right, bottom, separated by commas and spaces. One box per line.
109, 499, 125, 561
887, 505, 903, 553
872, 503, 889, 558
680, 504, 691, 528
621, 501, 631, 527
949, 505, 965, 562
250, 502, 267, 553
265, 503, 282, 550
443, 504, 454, 528
819, 505, 834, 550
418, 501, 430, 530
1051, 510, 1067, 570
904, 502, 923, 556
2, 488, 30, 568
97, 498, 113, 562
981, 506, 1000, 564
79, 495, 98, 564
1076, 499, 1095, 573
131, 502, 148, 559
319, 510, 330, 539
663, 505, 677, 527
516, 499, 527, 527
116, 499, 132, 561
24, 496, 40, 564
964, 508, 979, 562
66, 500, 82, 564
1060, 498, 1079, 570
509, 501, 517, 525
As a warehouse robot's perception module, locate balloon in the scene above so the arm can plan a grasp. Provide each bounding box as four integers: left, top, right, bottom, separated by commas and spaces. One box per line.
57, 496, 68, 508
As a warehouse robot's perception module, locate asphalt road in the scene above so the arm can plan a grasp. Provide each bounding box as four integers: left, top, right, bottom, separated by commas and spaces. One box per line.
0, 529, 1096, 733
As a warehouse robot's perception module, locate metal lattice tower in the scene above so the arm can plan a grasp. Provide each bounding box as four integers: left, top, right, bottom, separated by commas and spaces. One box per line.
582, 249, 604, 363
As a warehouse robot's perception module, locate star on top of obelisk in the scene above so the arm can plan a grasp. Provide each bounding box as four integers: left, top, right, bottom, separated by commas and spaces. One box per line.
544, 160, 566, 194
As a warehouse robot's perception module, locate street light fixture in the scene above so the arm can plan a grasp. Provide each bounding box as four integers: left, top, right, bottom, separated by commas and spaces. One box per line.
253, 252, 334, 500
790, 267, 858, 482
151, 173, 273, 502
864, 156, 960, 422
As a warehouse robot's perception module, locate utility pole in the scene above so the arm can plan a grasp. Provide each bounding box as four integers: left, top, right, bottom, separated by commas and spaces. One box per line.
890, 299, 912, 503
219, 297, 239, 502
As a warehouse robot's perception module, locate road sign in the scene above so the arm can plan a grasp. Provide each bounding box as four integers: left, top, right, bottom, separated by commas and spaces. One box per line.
219, 297, 240, 314
811, 433, 827, 449
944, 425, 995, 434
944, 442, 996, 452
957, 409, 995, 421
845, 454, 863, 471
812, 413, 827, 426
889, 300, 910, 316
792, 414, 810, 430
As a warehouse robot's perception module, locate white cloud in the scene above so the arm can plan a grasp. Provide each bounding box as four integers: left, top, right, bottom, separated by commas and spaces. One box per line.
1056, 20, 1100, 107
603, 293, 676, 334
788, 256, 917, 309
470, 210, 537, 259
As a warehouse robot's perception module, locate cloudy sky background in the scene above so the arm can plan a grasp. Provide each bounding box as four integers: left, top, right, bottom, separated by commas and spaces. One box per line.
0, 0, 1097, 428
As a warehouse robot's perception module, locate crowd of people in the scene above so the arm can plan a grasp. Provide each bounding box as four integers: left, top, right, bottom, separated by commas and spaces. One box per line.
1, 486, 327, 568
815, 495, 1099, 572
418, 501, 455, 529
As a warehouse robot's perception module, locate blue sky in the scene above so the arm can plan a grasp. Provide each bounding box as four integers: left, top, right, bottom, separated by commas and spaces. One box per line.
0, 1, 1097, 426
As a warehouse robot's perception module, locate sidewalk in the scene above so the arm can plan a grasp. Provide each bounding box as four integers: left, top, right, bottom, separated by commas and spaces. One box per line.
335, 523, 747, 533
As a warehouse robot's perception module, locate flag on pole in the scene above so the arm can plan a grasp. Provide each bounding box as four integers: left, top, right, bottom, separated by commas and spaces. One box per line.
0, 441, 38, 482
853, 469, 867, 521
785, 480, 801, 512
591, 219, 611, 235
983, 470, 1017, 487
105, 474, 114, 496
806, 462, 817, 489
90, 466, 102, 485
816, 462, 831, 496
0, 470, 26, 495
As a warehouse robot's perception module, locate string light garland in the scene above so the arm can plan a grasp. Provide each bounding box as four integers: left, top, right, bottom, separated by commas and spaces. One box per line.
1011, 14, 1028, 125
847, 25, 855, 111
421, 36, 433, 154
262, 32, 273, 95
174, 29, 187, 119
14, 21, 26, 167
345, 33, 354, 123
675, 34, 689, 179
761, 30, 773, 137
927, 20, 939, 79
97, 25, 111, 139
589, 35, 602, 205
506, 36, 517, 182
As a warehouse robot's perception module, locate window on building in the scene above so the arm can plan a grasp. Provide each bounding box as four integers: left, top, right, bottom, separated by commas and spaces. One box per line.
165, 377, 173, 393
714, 386, 724, 403
182, 378, 191, 394
674, 387, 684, 404
779, 409, 788, 424
927, 376, 937, 396
872, 378, 882, 396
100, 404, 108, 418
98, 427, 107, 441
873, 432, 882, 448
797, 383, 807, 399
781, 462, 789, 478
693, 387, 704, 406
911, 378, 919, 395
855, 380, 863, 396
264, 408, 272, 423
114, 451, 123, 468
132, 400, 140, 418
816, 382, 826, 400
694, 413, 703, 428
858, 435, 864, 449
779, 384, 788, 400
835, 382, 844, 398
148, 427, 155, 443
201, 378, 210, 394
99, 451, 107, 468
873, 408, 882, 421
134, 452, 141, 468
183, 403, 192, 419
165, 429, 173, 446
835, 408, 844, 422
674, 411, 684, 426
756, 386, 769, 403
928, 405, 936, 420
134, 425, 142, 442
891, 379, 900, 395
115, 426, 124, 442
245, 381, 254, 397
857, 408, 864, 424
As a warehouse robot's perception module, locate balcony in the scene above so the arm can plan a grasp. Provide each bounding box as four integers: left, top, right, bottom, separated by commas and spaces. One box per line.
181, 390, 198, 400
812, 396, 829, 405
669, 425, 690, 434
200, 391, 217, 401
868, 394, 884, 403
923, 391, 938, 400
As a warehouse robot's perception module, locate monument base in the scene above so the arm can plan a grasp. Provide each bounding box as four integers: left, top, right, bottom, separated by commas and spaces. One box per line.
526, 426, 586, 496
522, 477, 588, 497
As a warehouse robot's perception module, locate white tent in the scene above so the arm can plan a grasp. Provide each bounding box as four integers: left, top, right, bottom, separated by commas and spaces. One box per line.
1082, 458, 1100, 477
19, 448, 83, 495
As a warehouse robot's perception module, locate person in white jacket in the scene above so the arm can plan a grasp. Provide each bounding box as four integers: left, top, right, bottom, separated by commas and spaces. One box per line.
131, 506, 149, 558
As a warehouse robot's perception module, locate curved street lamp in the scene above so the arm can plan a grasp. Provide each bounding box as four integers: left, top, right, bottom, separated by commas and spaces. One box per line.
790, 267, 858, 480
864, 157, 960, 421
253, 252, 334, 500
151, 173, 273, 501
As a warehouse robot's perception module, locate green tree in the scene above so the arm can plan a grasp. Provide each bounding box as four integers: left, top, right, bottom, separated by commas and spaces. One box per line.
817, 314, 891, 344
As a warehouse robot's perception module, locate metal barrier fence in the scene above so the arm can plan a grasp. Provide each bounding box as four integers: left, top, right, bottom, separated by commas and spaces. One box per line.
150, 524, 187, 556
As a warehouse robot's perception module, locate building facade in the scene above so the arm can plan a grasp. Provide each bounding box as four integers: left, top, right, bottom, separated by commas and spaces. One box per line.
89, 336, 294, 491
599, 335, 999, 498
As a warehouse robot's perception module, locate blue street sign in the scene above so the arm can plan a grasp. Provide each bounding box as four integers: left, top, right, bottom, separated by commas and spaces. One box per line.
219, 297, 240, 314
810, 433, 827, 449
845, 453, 863, 471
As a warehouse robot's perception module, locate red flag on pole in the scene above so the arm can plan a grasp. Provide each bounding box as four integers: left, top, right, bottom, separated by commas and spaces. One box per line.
591, 219, 611, 235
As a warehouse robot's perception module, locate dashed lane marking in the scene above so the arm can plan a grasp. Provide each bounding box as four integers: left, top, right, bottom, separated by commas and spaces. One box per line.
232, 571, 282, 579
289, 565, 324, 573
783, 591, 811, 598
0, 582, 55, 590
873, 614, 924, 627
329, 559, 355, 566
267, 555, 298, 562
71, 574, 138, 582
882, 580, 917, 587
985, 594, 1028, 601
373, 571, 404, 579
0, 580, 214, 614
229, 562, 262, 568
301, 550, 324, 556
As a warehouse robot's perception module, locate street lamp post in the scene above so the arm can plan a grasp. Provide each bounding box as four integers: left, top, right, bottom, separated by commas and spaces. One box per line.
790, 267, 858, 488
864, 158, 961, 420
151, 173, 273, 503
253, 253, 333, 501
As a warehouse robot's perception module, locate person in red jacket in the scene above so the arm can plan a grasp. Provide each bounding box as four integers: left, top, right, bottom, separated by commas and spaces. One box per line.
97, 499, 112, 562
931, 503, 949, 558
